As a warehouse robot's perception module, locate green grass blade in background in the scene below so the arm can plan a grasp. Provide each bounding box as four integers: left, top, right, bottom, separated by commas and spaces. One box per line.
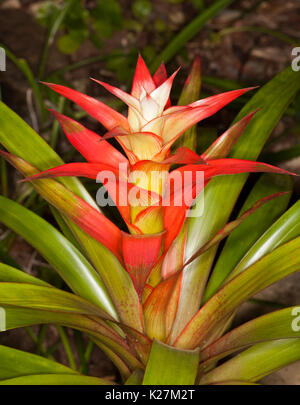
0, 196, 116, 318
143, 339, 200, 385
204, 173, 293, 301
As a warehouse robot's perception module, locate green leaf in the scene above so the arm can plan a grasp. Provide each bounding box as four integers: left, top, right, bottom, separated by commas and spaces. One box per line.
180, 191, 289, 273
174, 236, 300, 349
1, 306, 142, 372
228, 199, 300, 280
199, 307, 300, 373
203, 173, 293, 301
173, 56, 201, 151
0, 196, 116, 318
0, 283, 112, 318
142, 339, 200, 385
0, 263, 50, 287
125, 369, 144, 385
0, 373, 113, 385
0, 102, 97, 209
0, 344, 77, 380
199, 339, 300, 384
172, 66, 300, 341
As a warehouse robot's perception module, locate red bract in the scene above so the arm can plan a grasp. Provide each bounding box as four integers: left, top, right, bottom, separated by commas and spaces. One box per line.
13, 56, 297, 340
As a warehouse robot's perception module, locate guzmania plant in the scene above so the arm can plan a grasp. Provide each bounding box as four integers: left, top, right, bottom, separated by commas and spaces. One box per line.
0, 55, 299, 385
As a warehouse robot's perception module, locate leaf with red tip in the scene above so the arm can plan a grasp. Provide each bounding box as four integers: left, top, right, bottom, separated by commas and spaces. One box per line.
143, 87, 256, 156
201, 109, 260, 160
42, 82, 130, 132
49, 110, 128, 169
200, 158, 297, 179
19, 161, 158, 225
20, 162, 123, 183
18, 162, 131, 221
131, 54, 156, 98
152, 62, 171, 109
122, 232, 165, 297
153, 62, 168, 87
150, 69, 179, 114
0, 151, 123, 261
164, 87, 257, 145
163, 158, 296, 250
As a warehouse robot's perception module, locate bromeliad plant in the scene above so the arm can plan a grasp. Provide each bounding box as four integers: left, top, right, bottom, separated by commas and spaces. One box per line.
0, 55, 300, 385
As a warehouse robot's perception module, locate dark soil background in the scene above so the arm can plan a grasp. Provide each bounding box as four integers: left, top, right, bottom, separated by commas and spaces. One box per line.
0, 0, 299, 384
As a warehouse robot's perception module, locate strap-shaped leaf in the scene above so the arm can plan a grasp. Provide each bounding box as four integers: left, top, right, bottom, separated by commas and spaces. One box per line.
0, 263, 50, 287
1, 306, 143, 372
0, 344, 77, 380
0, 283, 112, 318
0, 196, 116, 318
143, 339, 200, 385
227, 199, 300, 281
199, 339, 300, 384
203, 173, 293, 301
174, 236, 300, 349
199, 307, 300, 373
0, 374, 113, 385
173, 66, 300, 340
